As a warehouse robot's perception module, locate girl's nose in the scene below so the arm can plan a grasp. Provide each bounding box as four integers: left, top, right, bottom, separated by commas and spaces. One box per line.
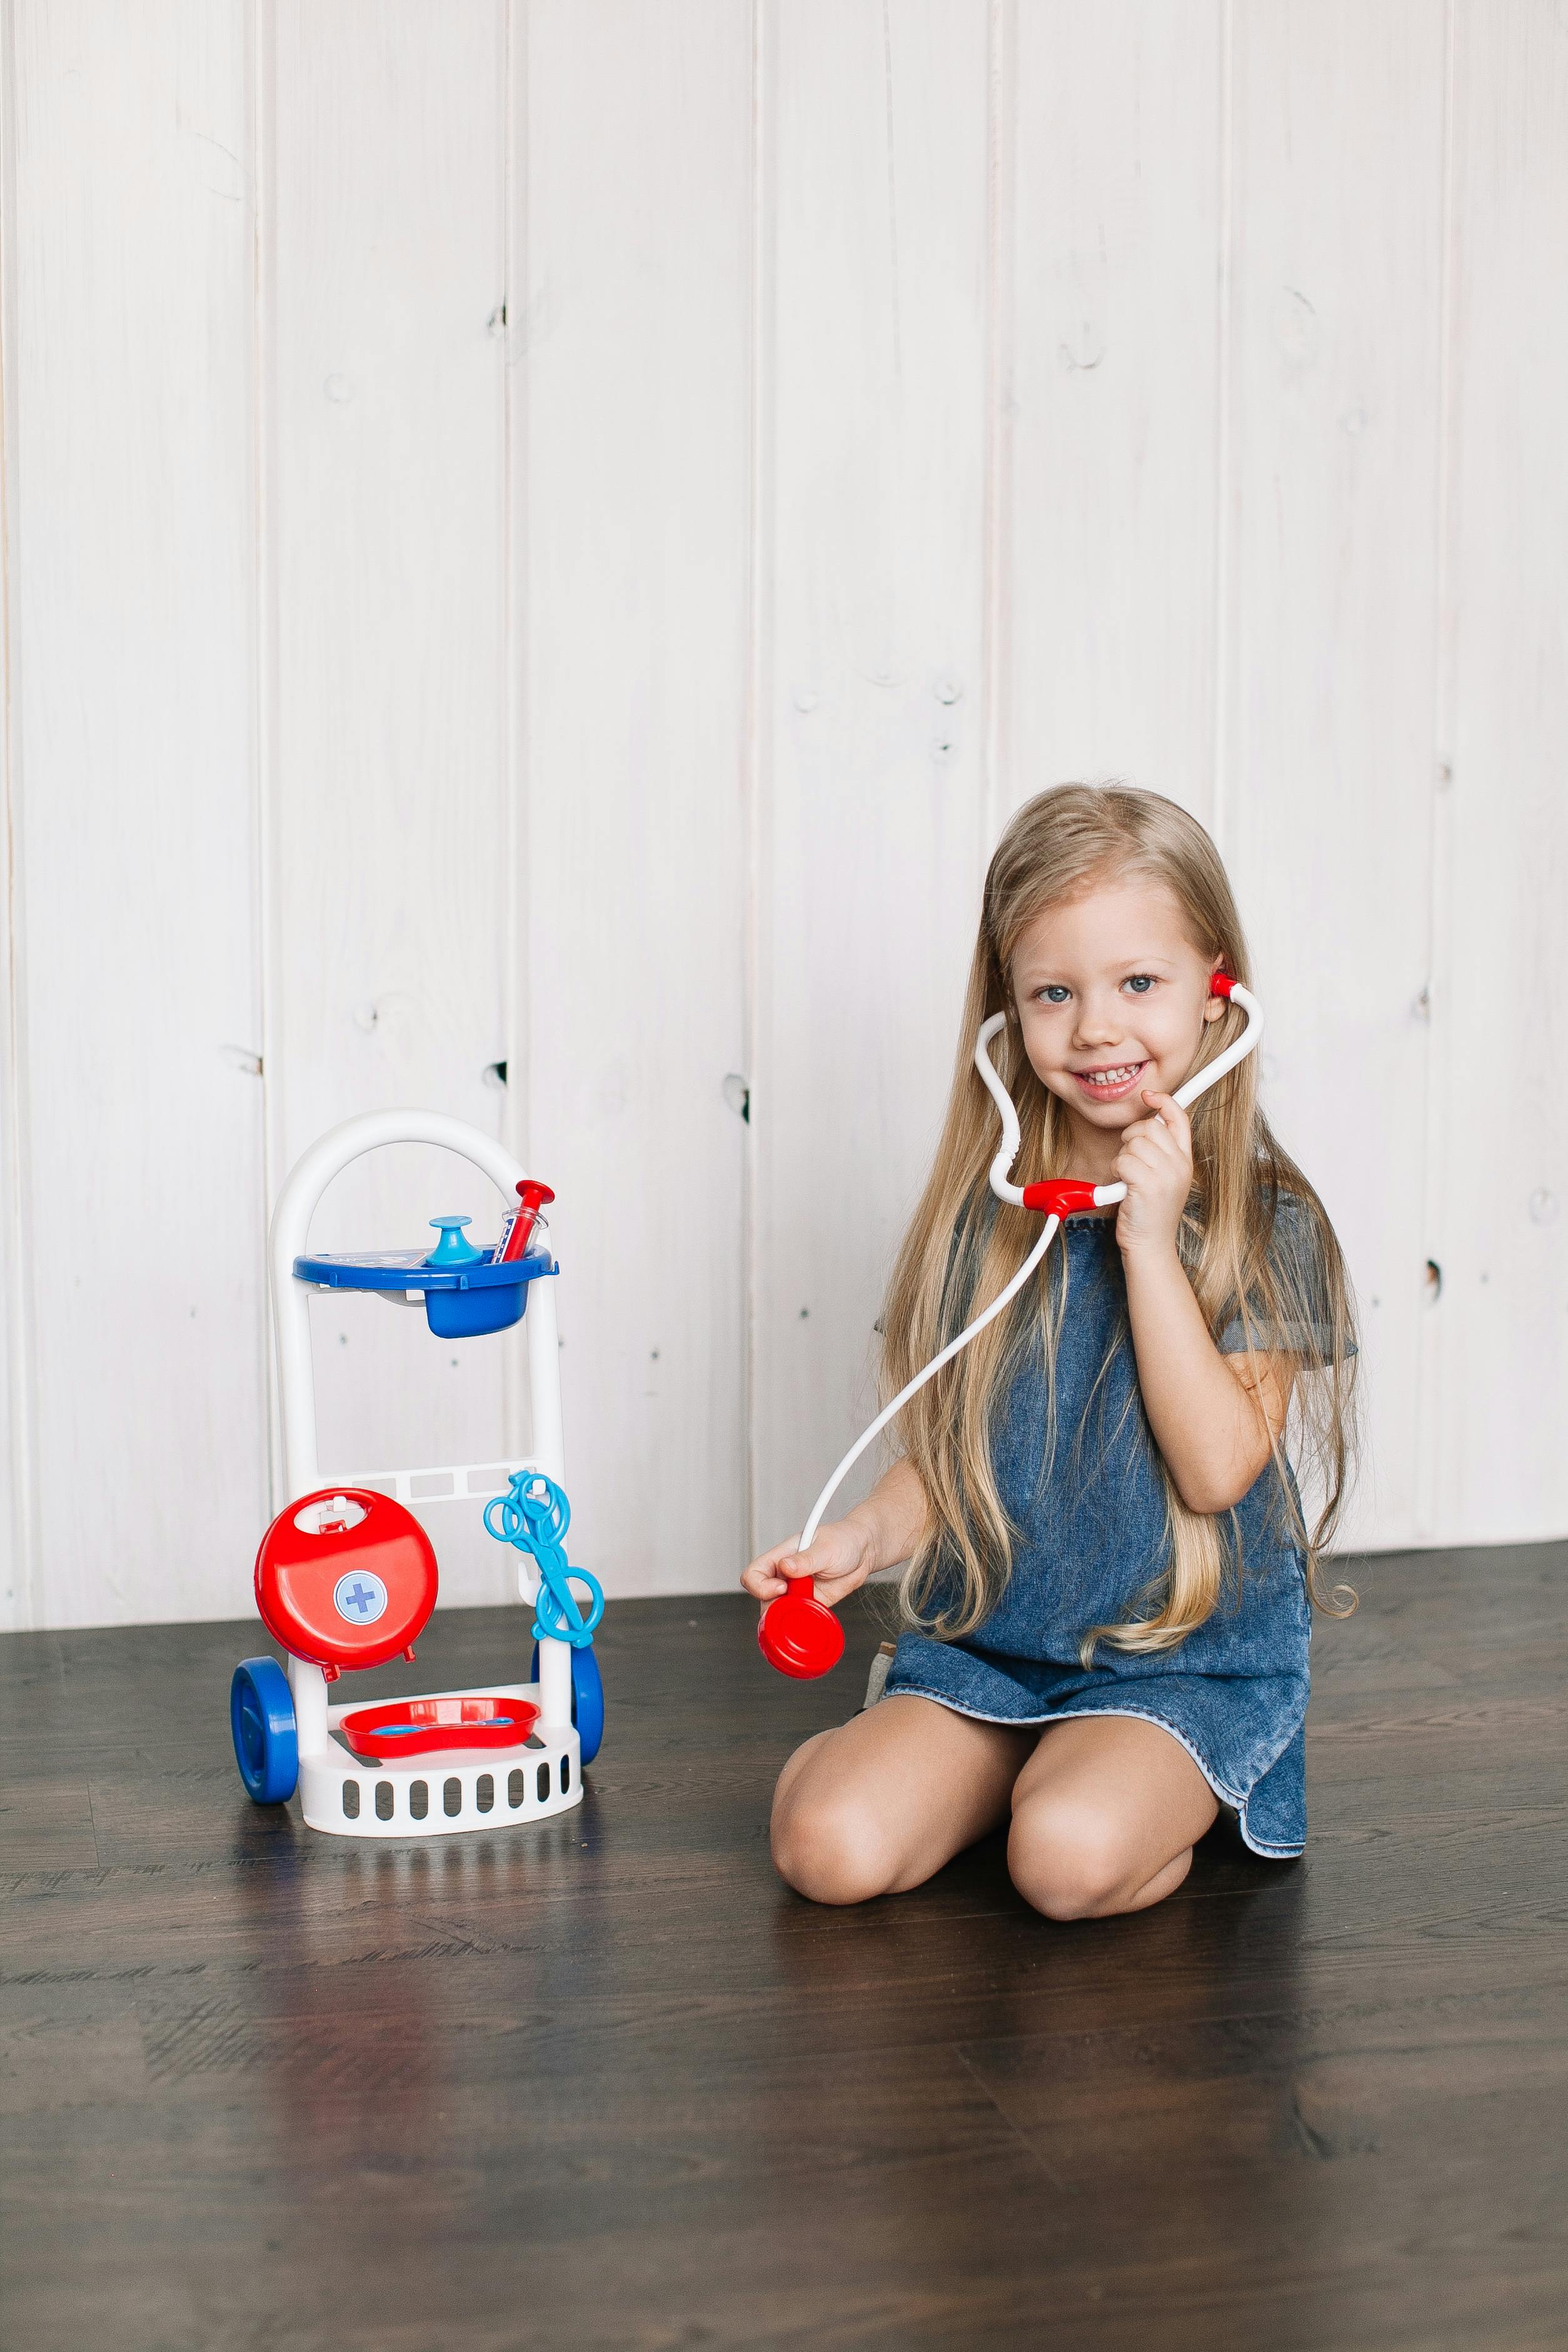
1072, 998, 1124, 1047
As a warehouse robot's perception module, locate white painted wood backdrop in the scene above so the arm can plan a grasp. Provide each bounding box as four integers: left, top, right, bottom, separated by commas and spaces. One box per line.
1, 1, 1564, 1632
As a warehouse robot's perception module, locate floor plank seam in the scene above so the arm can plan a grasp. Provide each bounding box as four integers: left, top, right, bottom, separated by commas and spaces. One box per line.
950, 2041, 1067, 2193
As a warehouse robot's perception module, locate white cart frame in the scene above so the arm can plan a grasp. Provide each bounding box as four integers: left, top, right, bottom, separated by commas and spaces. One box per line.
269, 1110, 581, 1839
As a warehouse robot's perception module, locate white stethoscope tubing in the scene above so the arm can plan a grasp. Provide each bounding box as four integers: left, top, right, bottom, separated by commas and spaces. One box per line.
793, 981, 1263, 1558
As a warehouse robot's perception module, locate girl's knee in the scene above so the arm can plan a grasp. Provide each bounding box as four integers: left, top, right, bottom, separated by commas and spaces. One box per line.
770, 1788, 902, 1907
1007, 1799, 1169, 1920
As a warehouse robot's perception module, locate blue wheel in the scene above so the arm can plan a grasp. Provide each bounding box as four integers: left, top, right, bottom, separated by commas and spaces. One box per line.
531, 1640, 605, 1765
571, 1644, 605, 1764
230, 1656, 298, 1804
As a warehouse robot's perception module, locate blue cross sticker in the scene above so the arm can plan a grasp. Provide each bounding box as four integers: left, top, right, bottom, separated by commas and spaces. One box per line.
333, 1570, 388, 1625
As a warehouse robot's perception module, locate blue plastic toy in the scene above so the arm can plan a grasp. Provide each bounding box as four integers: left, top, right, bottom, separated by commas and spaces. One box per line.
425, 1214, 483, 1268
293, 1238, 553, 1339
230, 1654, 299, 1804
530, 1638, 605, 1765
485, 1472, 606, 1762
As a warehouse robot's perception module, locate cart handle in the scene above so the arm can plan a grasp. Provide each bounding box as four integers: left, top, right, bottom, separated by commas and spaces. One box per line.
269, 1110, 561, 1504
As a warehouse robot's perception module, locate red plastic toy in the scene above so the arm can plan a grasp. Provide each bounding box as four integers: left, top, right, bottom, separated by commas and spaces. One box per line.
757, 1576, 846, 1680
496, 1177, 556, 1265
254, 1487, 438, 1682
337, 1693, 541, 1759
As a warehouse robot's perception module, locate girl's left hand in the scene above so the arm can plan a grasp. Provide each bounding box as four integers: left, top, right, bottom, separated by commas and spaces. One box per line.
1113, 1090, 1193, 1256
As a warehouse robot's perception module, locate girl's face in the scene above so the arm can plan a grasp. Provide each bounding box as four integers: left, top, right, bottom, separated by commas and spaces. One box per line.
1010, 874, 1225, 1136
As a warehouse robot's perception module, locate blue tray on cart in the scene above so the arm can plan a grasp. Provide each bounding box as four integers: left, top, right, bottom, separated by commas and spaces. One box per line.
293, 1246, 555, 1339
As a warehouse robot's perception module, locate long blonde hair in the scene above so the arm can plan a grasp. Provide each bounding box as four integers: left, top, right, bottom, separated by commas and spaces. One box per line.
882, 784, 1357, 1660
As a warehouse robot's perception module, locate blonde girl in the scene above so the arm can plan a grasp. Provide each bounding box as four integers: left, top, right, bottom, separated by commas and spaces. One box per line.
743, 784, 1357, 1919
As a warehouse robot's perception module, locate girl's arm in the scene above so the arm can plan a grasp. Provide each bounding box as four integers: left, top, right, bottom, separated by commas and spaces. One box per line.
740, 1455, 929, 1608
1115, 1091, 1294, 1516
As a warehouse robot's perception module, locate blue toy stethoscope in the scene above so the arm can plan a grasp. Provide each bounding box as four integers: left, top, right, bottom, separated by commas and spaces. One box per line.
756, 974, 1265, 1676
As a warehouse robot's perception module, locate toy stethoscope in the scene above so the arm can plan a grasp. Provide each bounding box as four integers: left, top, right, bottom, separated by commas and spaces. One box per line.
757, 972, 1265, 1677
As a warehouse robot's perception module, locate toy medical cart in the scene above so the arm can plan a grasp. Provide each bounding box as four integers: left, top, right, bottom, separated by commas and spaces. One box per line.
228, 1111, 603, 1840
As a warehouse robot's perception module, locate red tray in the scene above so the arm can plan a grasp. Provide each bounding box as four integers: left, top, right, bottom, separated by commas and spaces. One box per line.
338, 1693, 540, 1760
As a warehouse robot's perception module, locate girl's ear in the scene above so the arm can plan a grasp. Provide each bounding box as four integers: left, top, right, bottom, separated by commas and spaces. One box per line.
1203, 961, 1227, 1021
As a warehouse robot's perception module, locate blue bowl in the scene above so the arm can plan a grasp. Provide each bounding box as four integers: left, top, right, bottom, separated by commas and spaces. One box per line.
293, 1246, 554, 1343
424, 1281, 526, 1338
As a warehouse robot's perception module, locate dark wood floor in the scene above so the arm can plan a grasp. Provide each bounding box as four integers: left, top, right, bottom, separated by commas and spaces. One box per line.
3, 1542, 1565, 2352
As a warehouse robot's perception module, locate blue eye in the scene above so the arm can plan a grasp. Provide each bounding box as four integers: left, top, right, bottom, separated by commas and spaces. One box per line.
1040, 985, 1071, 1004
1124, 974, 1155, 994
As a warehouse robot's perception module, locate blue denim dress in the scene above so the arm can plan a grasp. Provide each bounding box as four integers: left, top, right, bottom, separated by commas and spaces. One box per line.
885, 1207, 1323, 1859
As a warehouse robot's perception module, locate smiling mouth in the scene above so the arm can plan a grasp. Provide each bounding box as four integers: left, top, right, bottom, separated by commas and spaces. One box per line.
1072, 1061, 1148, 1097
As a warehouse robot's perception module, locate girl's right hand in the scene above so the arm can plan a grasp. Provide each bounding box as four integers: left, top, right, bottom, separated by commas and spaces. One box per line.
740, 1516, 877, 1611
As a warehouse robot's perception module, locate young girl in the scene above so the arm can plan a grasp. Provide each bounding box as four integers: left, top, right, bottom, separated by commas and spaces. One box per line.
743, 784, 1356, 1919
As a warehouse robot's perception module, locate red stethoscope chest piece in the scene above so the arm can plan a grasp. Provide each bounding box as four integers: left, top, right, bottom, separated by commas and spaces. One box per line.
757, 1578, 846, 1680
254, 1487, 438, 1677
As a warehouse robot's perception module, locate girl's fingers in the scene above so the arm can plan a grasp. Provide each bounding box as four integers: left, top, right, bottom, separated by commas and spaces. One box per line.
1120, 1127, 1165, 1159
1141, 1088, 1190, 1140
740, 1535, 802, 1598
781, 1542, 855, 1588
803, 1570, 868, 1613
1117, 1137, 1175, 1180
742, 1523, 866, 1603
1128, 1098, 1191, 1169
745, 1502, 878, 1610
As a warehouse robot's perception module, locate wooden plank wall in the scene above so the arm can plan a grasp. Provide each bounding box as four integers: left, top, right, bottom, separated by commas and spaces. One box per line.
0, 0, 1562, 1628
0, 0, 25, 1625
1002, 1, 1225, 812
264, 0, 513, 1605
753, 0, 992, 1547
2, 1, 269, 1628
1427, 0, 1568, 1542
517, 0, 753, 1595
1222, 1, 1450, 1548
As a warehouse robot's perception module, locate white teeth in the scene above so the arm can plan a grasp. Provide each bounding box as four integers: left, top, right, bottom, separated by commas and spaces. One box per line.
1080, 1063, 1142, 1086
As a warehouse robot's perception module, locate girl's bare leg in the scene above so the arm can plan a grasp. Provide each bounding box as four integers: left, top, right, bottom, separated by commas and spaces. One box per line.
770, 1695, 1037, 1905
1007, 1714, 1220, 1919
